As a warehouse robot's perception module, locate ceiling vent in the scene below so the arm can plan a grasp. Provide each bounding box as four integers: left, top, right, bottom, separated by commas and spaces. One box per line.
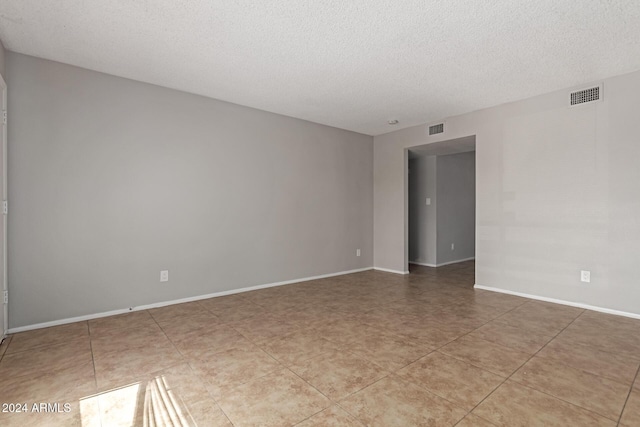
570, 86, 601, 106
429, 123, 444, 135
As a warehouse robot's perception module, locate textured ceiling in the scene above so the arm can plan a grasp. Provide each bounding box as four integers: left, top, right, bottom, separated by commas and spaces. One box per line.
1, 1, 640, 136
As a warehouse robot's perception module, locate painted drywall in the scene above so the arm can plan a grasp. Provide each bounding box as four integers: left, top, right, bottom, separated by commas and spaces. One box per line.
408, 156, 437, 265
436, 152, 475, 265
0, 38, 5, 338
374, 70, 640, 316
7, 52, 374, 328
0, 39, 5, 78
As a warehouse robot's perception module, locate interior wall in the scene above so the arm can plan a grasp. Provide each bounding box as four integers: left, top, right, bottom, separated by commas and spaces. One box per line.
408, 155, 436, 265
0, 39, 5, 338
7, 52, 374, 328
435, 151, 476, 265
374, 69, 640, 316
0, 39, 5, 78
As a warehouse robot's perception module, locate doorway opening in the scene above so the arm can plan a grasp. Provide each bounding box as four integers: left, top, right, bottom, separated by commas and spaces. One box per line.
407, 135, 476, 276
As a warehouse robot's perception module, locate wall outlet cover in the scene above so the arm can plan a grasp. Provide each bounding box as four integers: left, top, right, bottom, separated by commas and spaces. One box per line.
160, 270, 169, 282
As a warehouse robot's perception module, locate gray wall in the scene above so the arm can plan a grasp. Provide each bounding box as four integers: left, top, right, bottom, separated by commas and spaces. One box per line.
0, 39, 5, 78
7, 52, 374, 328
408, 156, 436, 265
0, 39, 5, 338
435, 151, 475, 265
374, 69, 640, 316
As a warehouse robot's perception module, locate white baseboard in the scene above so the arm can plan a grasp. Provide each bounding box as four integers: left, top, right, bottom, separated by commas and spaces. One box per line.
373, 267, 409, 275
410, 257, 475, 268
409, 261, 437, 267
474, 284, 640, 320
8, 266, 374, 334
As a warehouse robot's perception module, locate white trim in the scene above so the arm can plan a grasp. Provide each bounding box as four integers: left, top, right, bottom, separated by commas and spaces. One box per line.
373, 267, 409, 275
409, 261, 436, 267
474, 284, 640, 320
435, 257, 475, 267
8, 266, 373, 334
409, 257, 474, 268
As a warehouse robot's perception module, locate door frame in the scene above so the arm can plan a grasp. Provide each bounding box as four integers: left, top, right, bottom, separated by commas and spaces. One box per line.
0, 73, 7, 340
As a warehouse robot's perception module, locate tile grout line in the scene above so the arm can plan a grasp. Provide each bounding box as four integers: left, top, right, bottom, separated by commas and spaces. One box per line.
86, 320, 105, 427
456, 306, 587, 422
462, 308, 637, 423
0, 334, 11, 363
166, 301, 290, 426
147, 307, 238, 426
616, 363, 639, 426
416, 296, 533, 426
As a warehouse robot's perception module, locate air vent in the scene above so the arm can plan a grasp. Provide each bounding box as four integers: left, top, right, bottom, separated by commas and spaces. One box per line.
570, 86, 600, 106
429, 123, 444, 135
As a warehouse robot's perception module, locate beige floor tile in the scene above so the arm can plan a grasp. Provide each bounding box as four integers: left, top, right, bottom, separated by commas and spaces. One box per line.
156, 311, 222, 337
94, 363, 228, 427
290, 350, 388, 401
559, 321, 640, 361
338, 375, 466, 426
199, 293, 249, 309
171, 324, 254, 360
621, 388, 640, 427
473, 380, 616, 426
378, 317, 464, 348
187, 400, 233, 426
0, 363, 99, 426
229, 314, 303, 343
93, 343, 184, 390
0, 334, 12, 359
440, 335, 530, 377
313, 320, 371, 347
259, 330, 342, 366
537, 336, 640, 385
0, 338, 92, 377
1, 399, 100, 427
496, 301, 583, 335
200, 299, 267, 322
469, 291, 528, 311
189, 345, 282, 399
346, 328, 433, 371
148, 301, 211, 323
217, 368, 330, 427
397, 351, 503, 410
455, 414, 498, 427
0, 362, 96, 423
88, 311, 157, 336
296, 405, 364, 426
6, 322, 89, 354
469, 320, 553, 354
575, 310, 640, 335
511, 357, 630, 420
90, 323, 169, 356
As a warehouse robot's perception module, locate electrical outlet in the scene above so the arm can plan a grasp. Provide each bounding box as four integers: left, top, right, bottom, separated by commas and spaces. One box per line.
426, 198, 431, 205
451, 243, 455, 251
356, 249, 361, 257
580, 270, 590, 283
160, 270, 169, 282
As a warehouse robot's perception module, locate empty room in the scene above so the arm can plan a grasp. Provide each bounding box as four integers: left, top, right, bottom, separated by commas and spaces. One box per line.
1, 1, 639, 426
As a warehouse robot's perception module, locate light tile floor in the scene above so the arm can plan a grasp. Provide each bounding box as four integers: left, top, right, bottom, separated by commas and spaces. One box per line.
1, 261, 639, 426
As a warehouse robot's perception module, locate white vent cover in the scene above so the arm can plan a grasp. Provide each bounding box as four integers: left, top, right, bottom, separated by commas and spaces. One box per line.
570, 86, 600, 106
429, 123, 444, 135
